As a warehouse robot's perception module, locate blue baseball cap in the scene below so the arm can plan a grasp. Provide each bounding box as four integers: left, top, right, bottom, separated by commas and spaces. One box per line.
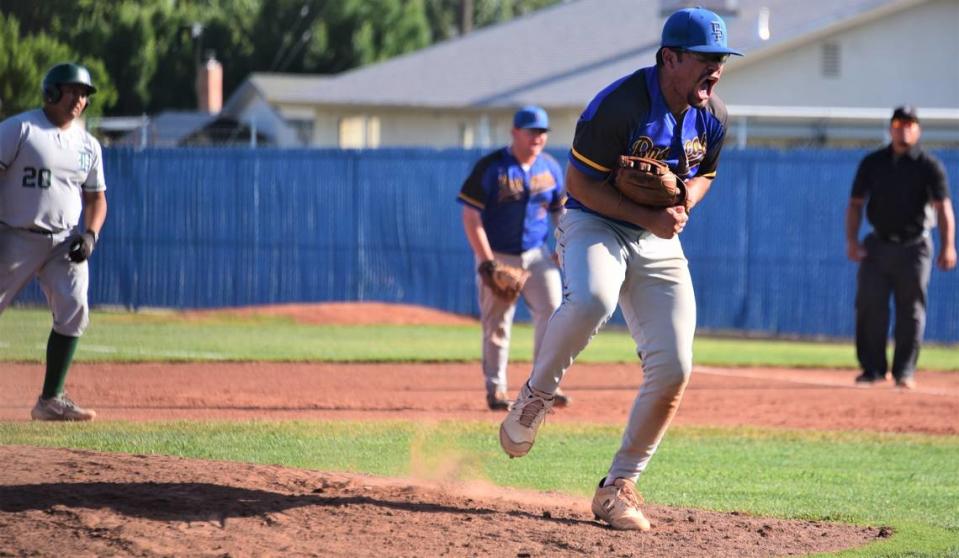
661, 7, 743, 56
513, 105, 549, 130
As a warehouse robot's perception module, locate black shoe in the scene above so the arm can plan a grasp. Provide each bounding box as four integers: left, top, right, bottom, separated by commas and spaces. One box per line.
552, 388, 572, 408
486, 391, 510, 411
854, 372, 886, 386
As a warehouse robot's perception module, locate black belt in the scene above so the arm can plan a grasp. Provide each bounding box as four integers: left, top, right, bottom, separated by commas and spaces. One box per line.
876, 232, 923, 244
1, 221, 54, 235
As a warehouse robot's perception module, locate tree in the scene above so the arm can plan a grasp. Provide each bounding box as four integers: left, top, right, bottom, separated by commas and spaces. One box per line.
0, 12, 116, 119
1, 0, 559, 117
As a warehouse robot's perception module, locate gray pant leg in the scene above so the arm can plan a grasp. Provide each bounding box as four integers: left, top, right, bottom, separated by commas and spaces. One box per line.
477, 256, 519, 395
38, 234, 90, 337
0, 226, 87, 336
607, 234, 696, 483
519, 246, 562, 364
528, 210, 627, 392
0, 226, 42, 314
479, 247, 563, 395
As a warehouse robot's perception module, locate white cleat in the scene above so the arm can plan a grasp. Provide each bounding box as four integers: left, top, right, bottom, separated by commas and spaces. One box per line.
498, 382, 553, 458
31, 393, 96, 421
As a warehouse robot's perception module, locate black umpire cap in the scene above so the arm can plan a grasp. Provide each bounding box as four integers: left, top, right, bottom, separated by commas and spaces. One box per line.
891, 105, 919, 124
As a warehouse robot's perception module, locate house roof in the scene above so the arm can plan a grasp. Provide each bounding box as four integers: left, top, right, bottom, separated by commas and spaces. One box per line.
114, 111, 216, 147
225, 0, 919, 112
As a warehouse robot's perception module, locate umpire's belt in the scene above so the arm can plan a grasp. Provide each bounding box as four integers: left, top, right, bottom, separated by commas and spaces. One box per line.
875, 231, 926, 245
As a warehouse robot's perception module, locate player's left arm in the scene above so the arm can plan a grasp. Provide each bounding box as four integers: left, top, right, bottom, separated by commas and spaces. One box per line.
82, 190, 107, 239
684, 175, 714, 212
81, 139, 108, 239
934, 198, 955, 270
929, 157, 955, 270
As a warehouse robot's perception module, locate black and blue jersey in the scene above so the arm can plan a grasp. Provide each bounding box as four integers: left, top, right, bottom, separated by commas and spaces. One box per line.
568, 66, 728, 216
458, 147, 566, 255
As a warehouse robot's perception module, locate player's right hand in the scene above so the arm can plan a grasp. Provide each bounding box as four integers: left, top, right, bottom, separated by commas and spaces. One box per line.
647, 206, 688, 239
846, 240, 866, 262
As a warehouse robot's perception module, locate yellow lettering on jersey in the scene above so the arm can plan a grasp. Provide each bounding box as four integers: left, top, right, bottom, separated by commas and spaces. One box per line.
497, 171, 525, 203
529, 171, 556, 194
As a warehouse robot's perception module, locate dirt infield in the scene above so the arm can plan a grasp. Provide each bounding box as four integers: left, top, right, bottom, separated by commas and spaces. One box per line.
0, 446, 883, 557
2, 303, 957, 556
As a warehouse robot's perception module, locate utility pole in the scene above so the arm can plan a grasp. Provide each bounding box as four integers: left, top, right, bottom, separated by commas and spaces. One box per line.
460, 0, 473, 35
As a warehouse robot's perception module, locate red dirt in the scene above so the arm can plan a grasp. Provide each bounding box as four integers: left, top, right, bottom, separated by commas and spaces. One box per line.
3, 302, 955, 556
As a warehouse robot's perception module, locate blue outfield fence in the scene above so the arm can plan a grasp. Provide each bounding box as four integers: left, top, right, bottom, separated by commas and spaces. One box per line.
12, 147, 959, 342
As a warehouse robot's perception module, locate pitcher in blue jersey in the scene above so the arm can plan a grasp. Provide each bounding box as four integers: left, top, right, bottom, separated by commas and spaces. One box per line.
458, 106, 570, 411
499, 8, 742, 530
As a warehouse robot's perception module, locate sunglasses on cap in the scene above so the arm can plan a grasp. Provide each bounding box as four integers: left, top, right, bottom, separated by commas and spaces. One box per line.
674, 49, 729, 65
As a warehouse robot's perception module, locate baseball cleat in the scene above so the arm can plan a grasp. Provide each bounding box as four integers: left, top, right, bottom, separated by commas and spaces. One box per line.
895, 377, 916, 390
498, 382, 553, 458
31, 394, 96, 421
552, 387, 572, 408
591, 477, 651, 531
854, 372, 886, 386
486, 391, 511, 411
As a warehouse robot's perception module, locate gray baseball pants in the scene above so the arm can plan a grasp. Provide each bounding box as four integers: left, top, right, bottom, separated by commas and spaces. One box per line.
527, 209, 696, 482
476, 245, 562, 397
0, 223, 90, 336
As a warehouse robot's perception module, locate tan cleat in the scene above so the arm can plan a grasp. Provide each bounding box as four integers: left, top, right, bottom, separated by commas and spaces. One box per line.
31, 394, 96, 421
498, 382, 553, 458
591, 477, 651, 531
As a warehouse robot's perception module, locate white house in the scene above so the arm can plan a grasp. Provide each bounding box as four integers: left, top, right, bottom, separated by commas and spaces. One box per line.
220, 0, 959, 149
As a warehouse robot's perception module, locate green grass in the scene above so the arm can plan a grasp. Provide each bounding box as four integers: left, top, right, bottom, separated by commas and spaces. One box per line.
2, 306, 958, 370
1, 421, 957, 556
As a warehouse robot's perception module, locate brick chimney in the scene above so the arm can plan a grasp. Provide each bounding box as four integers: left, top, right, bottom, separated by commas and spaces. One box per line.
196, 52, 223, 114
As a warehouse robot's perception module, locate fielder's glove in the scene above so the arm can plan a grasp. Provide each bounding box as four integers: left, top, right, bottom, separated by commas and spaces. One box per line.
68, 230, 97, 263
612, 155, 688, 211
478, 260, 529, 302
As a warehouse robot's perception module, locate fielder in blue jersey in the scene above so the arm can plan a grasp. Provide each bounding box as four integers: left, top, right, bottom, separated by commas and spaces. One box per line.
458, 106, 570, 411
499, 8, 741, 530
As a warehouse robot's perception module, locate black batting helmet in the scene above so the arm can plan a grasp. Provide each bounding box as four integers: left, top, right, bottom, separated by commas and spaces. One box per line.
42, 62, 97, 104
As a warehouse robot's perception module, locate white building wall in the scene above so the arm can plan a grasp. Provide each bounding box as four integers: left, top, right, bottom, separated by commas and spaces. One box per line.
304, 107, 581, 150
719, 0, 959, 109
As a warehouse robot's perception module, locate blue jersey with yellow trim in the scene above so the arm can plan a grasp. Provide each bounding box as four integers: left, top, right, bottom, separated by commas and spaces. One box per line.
458, 147, 566, 255
567, 66, 728, 220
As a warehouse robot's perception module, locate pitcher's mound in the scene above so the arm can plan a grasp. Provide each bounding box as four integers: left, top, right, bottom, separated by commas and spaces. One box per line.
0, 446, 885, 557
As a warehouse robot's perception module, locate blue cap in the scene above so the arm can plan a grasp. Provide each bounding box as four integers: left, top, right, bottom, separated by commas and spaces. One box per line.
513, 105, 549, 130
661, 8, 743, 56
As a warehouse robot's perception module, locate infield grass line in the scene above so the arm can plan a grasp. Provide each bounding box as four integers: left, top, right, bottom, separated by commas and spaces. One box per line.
3, 307, 959, 370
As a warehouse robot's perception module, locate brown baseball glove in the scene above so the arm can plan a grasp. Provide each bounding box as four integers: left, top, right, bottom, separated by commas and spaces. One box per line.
478, 260, 529, 302
612, 155, 688, 210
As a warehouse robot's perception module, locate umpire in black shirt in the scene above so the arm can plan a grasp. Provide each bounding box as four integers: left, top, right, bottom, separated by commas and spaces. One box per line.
846, 105, 956, 389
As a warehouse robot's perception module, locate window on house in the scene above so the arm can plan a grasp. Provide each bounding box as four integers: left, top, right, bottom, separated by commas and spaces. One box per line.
821, 42, 840, 78
288, 118, 314, 146
338, 115, 381, 148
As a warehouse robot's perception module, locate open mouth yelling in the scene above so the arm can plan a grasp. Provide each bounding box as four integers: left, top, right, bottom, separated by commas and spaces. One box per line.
697, 75, 719, 102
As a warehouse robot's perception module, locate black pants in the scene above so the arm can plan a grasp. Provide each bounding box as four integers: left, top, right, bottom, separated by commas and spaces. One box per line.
855, 233, 932, 380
